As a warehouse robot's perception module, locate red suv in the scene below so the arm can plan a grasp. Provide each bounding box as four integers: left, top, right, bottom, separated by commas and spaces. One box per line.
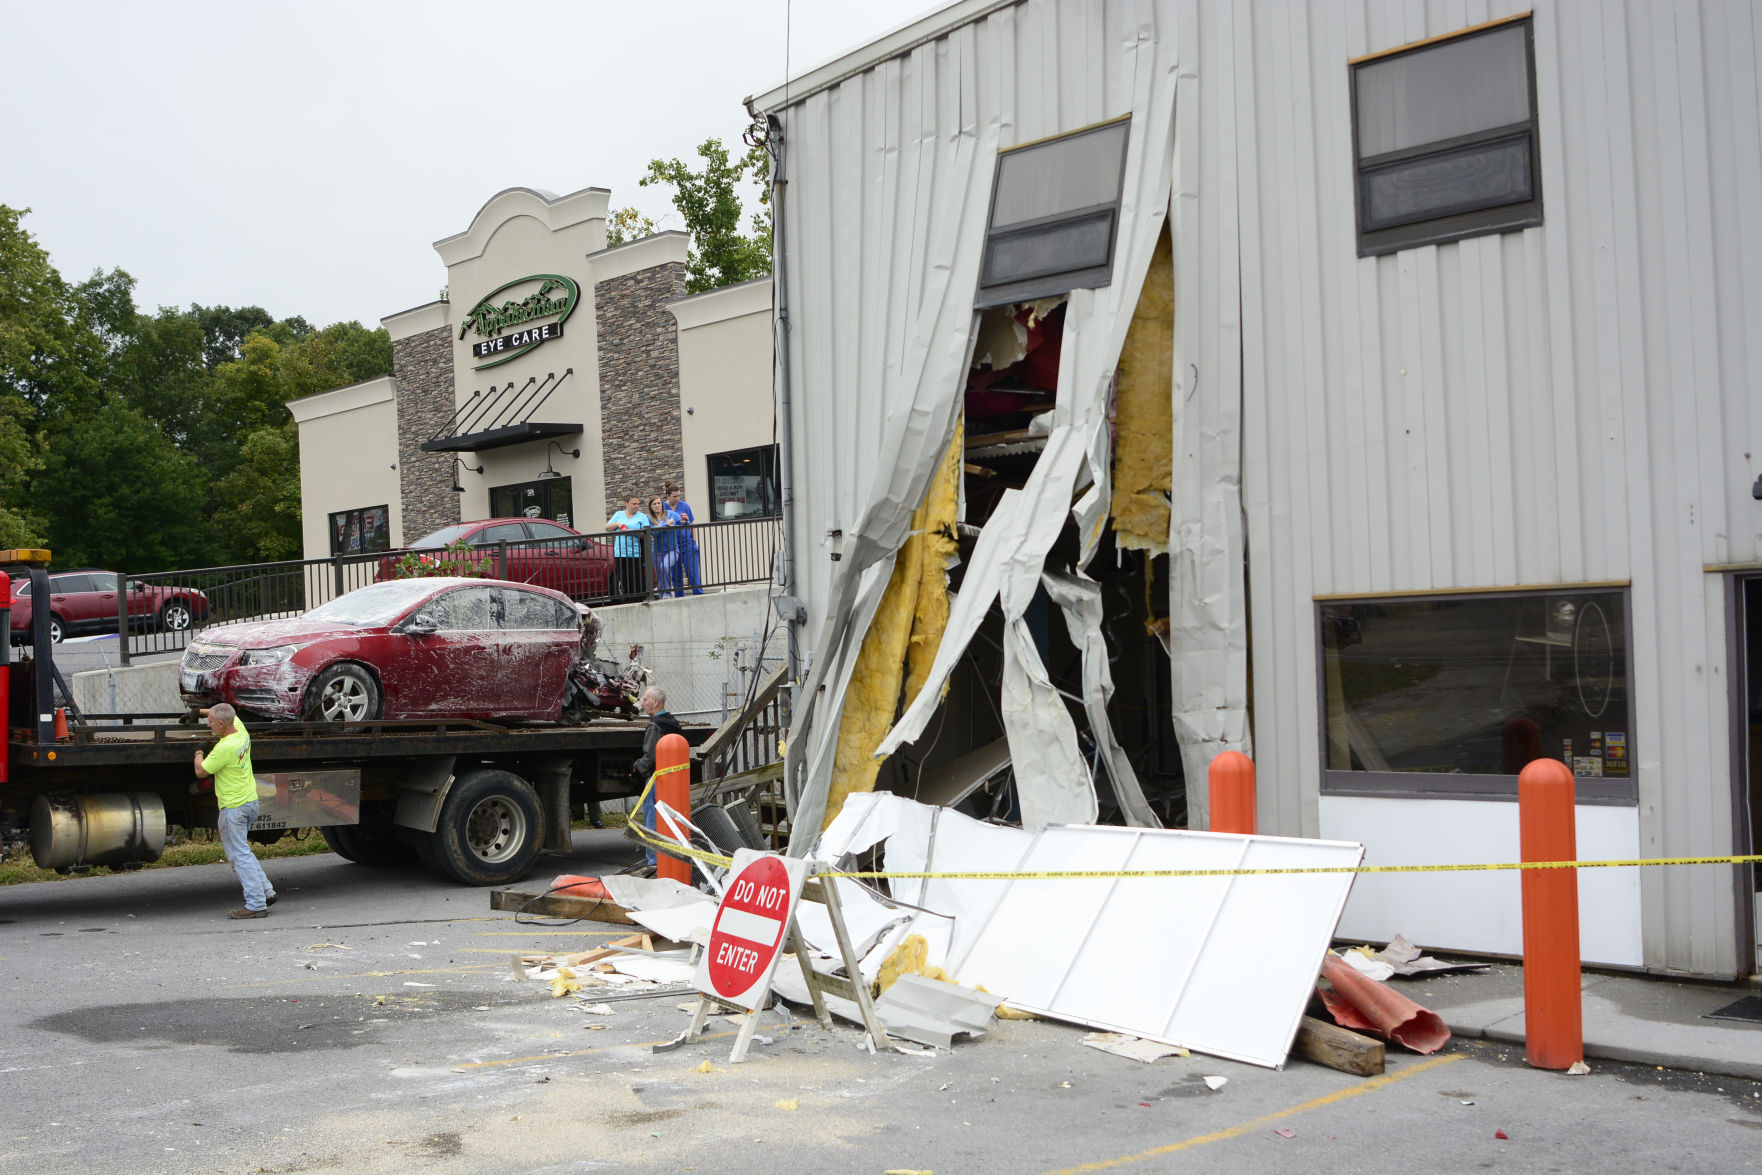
9, 570, 209, 644
378, 519, 614, 601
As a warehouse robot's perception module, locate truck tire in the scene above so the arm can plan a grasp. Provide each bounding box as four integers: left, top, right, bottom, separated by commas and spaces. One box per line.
320, 807, 415, 867
422, 769, 542, 886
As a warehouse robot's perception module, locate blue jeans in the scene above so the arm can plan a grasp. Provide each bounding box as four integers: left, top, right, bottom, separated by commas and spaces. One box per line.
218, 801, 274, 911
641, 786, 658, 867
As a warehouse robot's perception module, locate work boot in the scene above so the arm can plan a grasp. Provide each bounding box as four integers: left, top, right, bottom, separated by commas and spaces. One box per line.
228, 908, 269, 919
266, 893, 278, 906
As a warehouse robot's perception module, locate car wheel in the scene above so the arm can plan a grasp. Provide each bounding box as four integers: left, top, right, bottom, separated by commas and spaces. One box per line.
304, 663, 381, 723
160, 600, 194, 632
48, 616, 64, 644
422, 769, 542, 886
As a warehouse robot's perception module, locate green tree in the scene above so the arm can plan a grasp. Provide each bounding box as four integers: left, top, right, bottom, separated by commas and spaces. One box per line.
639, 128, 772, 292
605, 206, 657, 247
36, 400, 207, 570
190, 303, 274, 370
213, 421, 302, 562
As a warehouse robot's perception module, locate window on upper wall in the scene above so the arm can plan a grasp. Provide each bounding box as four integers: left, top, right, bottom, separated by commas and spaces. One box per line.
1317, 587, 1635, 803
1351, 17, 1542, 256
707, 445, 780, 521
976, 118, 1132, 307
329, 506, 391, 556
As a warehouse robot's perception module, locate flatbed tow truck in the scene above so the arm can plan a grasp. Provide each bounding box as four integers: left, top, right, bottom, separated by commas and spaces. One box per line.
1, 552, 706, 886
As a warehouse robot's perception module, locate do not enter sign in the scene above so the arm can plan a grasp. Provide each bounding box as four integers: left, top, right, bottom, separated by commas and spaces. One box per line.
697, 849, 807, 1010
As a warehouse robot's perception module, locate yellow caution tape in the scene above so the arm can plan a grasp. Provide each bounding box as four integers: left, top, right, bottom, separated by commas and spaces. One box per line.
828, 854, 1762, 881
624, 777, 1762, 880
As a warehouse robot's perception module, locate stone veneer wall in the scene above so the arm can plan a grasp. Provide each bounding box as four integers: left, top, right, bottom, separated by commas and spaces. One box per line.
596, 261, 687, 514
393, 324, 460, 541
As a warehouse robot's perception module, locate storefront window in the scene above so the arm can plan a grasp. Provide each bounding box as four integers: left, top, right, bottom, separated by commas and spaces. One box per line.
708, 446, 779, 521
330, 505, 391, 556
1318, 588, 1634, 802
491, 477, 573, 528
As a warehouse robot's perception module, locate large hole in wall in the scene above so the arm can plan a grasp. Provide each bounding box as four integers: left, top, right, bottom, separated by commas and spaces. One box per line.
857, 291, 1186, 827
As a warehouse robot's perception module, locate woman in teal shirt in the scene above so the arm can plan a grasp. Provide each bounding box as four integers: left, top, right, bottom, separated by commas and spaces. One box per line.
605, 494, 652, 601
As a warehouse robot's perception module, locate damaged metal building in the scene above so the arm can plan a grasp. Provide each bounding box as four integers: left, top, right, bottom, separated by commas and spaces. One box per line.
747, 0, 1762, 979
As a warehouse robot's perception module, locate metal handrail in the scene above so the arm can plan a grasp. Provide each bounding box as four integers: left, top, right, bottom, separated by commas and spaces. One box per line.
114, 515, 782, 664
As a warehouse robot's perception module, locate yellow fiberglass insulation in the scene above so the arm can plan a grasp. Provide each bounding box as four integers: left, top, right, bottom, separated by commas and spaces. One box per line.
1111, 224, 1174, 553
903, 418, 961, 709
822, 423, 962, 830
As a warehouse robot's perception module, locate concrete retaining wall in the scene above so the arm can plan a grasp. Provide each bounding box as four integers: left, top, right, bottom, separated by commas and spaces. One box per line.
66, 585, 781, 724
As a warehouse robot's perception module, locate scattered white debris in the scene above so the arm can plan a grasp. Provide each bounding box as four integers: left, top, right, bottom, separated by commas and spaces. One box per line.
1204, 1076, 1228, 1091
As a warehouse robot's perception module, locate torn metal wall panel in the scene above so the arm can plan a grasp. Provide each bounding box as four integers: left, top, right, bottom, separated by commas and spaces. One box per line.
774, 20, 999, 852
1166, 0, 1247, 831
1041, 570, 1162, 827
1111, 226, 1175, 552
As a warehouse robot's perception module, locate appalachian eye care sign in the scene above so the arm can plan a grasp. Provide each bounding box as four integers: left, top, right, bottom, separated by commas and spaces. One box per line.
459, 273, 579, 370
696, 850, 806, 1010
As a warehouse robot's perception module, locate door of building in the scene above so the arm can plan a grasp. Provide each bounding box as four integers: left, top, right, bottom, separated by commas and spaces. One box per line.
1739, 576, 1762, 973
490, 477, 574, 529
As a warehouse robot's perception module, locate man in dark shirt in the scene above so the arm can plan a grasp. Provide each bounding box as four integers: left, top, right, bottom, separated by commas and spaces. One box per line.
633, 686, 683, 867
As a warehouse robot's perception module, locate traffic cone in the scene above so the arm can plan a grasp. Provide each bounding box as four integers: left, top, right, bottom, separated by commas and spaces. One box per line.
53, 707, 69, 741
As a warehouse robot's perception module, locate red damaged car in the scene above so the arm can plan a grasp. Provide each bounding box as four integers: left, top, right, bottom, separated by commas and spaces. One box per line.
179, 577, 592, 722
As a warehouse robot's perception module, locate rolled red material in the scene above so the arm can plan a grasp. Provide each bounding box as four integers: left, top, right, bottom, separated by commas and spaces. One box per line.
550, 874, 610, 901
1318, 953, 1451, 1054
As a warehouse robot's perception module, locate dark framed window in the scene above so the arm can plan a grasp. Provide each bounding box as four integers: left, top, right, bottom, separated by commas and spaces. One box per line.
491, 477, 574, 529
977, 117, 1132, 308
707, 445, 779, 521
329, 505, 390, 556
1350, 18, 1542, 256
1317, 587, 1635, 804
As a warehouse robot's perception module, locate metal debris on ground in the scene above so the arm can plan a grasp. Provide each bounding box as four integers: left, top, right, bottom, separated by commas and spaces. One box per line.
1351, 934, 1491, 978
1081, 1032, 1190, 1064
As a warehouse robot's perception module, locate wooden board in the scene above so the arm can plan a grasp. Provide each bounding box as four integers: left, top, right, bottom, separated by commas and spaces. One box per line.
489, 885, 638, 925
1292, 1015, 1386, 1076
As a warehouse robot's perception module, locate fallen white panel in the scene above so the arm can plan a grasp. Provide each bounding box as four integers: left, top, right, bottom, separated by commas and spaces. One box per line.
626, 900, 718, 947
607, 954, 698, 984
601, 875, 707, 911
791, 876, 913, 968
948, 825, 1363, 1069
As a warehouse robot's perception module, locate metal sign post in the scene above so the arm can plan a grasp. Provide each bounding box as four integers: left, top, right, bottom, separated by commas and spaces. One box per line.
674, 852, 887, 1062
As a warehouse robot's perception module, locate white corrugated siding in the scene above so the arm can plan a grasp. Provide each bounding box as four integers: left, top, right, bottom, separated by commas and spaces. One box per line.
1210, 0, 1762, 974
771, 0, 1166, 659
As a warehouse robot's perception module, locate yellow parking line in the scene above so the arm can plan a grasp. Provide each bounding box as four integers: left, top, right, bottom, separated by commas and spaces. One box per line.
453, 1030, 739, 1070
1038, 1052, 1464, 1174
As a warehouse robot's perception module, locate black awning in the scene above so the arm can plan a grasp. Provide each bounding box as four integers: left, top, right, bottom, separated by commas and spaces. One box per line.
419, 369, 581, 453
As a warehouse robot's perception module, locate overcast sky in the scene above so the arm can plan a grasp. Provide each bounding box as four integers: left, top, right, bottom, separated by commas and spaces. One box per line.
5, 0, 936, 328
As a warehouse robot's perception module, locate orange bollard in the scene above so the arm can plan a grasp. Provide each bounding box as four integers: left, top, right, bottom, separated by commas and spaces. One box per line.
1209, 750, 1256, 834
655, 732, 692, 884
1519, 757, 1583, 1069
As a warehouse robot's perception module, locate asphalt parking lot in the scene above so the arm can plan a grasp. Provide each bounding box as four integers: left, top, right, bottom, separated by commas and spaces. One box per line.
4, 830, 1762, 1175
